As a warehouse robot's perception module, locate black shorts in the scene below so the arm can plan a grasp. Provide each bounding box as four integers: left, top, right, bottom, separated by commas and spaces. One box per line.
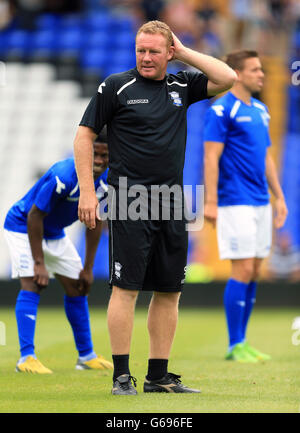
108, 188, 188, 293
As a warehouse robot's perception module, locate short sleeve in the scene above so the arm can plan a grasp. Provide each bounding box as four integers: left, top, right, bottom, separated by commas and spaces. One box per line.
176, 70, 210, 105
79, 76, 117, 134
203, 103, 229, 143
34, 172, 71, 214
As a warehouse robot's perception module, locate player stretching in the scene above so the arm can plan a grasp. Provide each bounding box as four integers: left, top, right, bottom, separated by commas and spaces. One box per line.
4, 131, 113, 373
204, 50, 288, 362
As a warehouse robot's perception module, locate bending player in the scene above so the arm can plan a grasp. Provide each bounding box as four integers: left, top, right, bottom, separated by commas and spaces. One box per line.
4, 129, 113, 373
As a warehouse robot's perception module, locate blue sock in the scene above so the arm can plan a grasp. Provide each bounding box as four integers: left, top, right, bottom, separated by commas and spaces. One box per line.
241, 281, 257, 342
15, 290, 40, 358
64, 295, 94, 358
223, 279, 248, 351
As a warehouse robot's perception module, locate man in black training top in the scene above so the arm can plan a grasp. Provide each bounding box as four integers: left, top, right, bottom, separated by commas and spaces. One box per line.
74, 20, 236, 395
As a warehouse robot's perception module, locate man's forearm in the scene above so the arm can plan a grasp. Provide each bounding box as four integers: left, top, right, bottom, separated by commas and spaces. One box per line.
74, 128, 96, 194
204, 156, 220, 203
176, 48, 236, 88
84, 220, 103, 269
27, 212, 45, 264
266, 153, 285, 199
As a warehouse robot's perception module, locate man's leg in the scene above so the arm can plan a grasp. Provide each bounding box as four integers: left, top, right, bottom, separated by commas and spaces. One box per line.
224, 258, 258, 361
240, 259, 271, 360
107, 286, 138, 380
148, 292, 180, 359
146, 291, 180, 380
241, 258, 263, 341
55, 274, 112, 370
16, 278, 41, 360
144, 290, 200, 393
15, 278, 52, 373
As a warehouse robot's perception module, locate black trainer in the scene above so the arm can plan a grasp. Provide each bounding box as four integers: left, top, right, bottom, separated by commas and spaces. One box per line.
143, 372, 201, 393
112, 374, 138, 395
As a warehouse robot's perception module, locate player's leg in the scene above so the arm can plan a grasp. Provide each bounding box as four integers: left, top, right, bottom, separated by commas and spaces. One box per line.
54, 273, 111, 370
147, 291, 181, 360
241, 257, 271, 360
107, 285, 138, 388
217, 206, 258, 362
242, 204, 272, 360
224, 258, 258, 361
107, 194, 152, 395
46, 236, 111, 370
143, 217, 200, 393
3, 230, 52, 373
241, 257, 263, 342
145, 290, 180, 386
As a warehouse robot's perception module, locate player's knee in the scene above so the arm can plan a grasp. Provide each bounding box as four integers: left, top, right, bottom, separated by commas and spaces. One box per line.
111, 285, 139, 303
232, 262, 254, 283
20, 278, 43, 294
152, 291, 181, 306
252, 267, 261, 281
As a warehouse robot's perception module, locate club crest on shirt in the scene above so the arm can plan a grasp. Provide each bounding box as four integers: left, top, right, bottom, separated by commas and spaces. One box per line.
169, 91, 182, 107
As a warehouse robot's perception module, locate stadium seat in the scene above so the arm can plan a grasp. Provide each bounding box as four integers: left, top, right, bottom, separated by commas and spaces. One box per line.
27, 30, 57, 62
83, 30, 110, 50
59, 14, 83, 30
56, 28, 83, 54
109, 16, 135, 33
80, 48, 107, 70
83, 11, 112, 31
35, 13, 61, 31
111, 31, 135, 50
4, 30, 30, 61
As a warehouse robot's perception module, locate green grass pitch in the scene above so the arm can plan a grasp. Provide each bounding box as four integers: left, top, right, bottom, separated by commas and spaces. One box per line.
0, 306, 299, 413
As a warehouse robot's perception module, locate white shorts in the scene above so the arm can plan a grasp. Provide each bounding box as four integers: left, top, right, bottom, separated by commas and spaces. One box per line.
4, 229, 83, 279
217, 204, 272, 260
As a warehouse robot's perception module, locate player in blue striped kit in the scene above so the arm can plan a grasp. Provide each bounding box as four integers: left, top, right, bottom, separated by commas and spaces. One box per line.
4, 130, 112, 373
203, 50, 288, 362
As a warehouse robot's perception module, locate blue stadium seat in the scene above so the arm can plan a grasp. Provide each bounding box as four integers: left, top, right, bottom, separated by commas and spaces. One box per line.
83, 30, 110, 50
110, 16, 135, 33
280, 133, 300, 248
111, 31, 135, 50
56, 29, 83, 55
27, 30, 57, 60
35, 13, 61, 31
80, 48, 107, 71
110, 49, 135, 67
59, 14, 83, 29
83, 11, 112, 31
0, 32, 8, 58
4, 30, 30, 60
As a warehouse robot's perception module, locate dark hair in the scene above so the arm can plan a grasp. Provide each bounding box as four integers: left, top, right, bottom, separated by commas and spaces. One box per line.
95, 125, 108, 144
224, 50, 259, 71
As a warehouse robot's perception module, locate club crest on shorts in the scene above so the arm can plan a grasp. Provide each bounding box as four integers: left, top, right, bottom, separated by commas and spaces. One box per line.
169, 91, 182, 107
114, 262, 122, 279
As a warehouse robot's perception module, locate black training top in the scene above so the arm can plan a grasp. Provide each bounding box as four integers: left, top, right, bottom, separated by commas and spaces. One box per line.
79, 67, 209, 188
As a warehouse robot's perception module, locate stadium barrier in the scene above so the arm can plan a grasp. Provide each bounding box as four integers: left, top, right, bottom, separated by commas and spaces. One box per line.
0, 280, 299, 307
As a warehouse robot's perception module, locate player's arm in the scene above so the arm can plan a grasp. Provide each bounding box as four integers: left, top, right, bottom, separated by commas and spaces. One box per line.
265, 148, 288, 228
78, 219, 103, 294
27, 204, 49, 288
74, 126, 98, 230
204, 141, 224, 227
172, 33, 237, 96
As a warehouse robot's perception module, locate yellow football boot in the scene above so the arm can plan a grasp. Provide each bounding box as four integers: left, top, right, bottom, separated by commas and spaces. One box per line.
76, 354, 113, 370
16, 356, 53, 374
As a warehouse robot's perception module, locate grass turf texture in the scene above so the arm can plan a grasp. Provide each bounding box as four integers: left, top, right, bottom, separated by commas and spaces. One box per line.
0, 307, 299, 413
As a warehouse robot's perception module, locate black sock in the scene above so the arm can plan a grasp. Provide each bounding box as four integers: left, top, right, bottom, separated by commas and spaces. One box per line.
146, 359, 168, 381
112, 354, 130, 381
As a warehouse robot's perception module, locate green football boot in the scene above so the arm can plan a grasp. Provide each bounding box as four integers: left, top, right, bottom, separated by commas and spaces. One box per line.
243, 342, 271, 361
225, 343, 258, 363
